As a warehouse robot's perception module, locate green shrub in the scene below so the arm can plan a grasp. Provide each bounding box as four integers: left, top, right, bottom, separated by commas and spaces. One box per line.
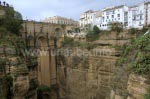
86, 25, 101, 41
37, 85, 51, 99
128, 28, 137, 34
3, 75, 13, 99
141, 27, 149, 33
29, 79, 38, 90
109, 22, 123, 33
86, 30, 99, 41
93, 25, 100, 34
0, 27, 7, 38
0, 58, 9, 73
144, 88, 150, 99
0, 7, 23, 35
61, 37, 74, 47
116, 35, 150, 74
37, 85, 51, 92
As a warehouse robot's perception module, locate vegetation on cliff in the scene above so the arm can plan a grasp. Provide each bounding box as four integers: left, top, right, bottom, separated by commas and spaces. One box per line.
0, 6, 22, 35
0, 5, 30, 99
113, 31, 150, 98
86, 25, 101, 41
109, 22, 123, 33
3, 75, 13, 99
61, 36, 96, 49
117, 35, 150, 74
144, 88, 150, 99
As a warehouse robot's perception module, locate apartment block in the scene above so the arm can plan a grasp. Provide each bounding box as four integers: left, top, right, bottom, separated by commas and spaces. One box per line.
79, 1, 150, 30
79, 10, 96, 29
98, 5, 129, 30
145, 2, 150, 26
128, 3, 145, 29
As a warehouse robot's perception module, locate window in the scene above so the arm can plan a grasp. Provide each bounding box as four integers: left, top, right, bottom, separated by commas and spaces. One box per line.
106, 12, 109, 15
112, 15, 114, 18
113, 10, 115, 14
107, 16, 109, 19
133, 16, 136, 20
140, 15, 142, 20
118, 14, 120, 17
139, 22, 142, 26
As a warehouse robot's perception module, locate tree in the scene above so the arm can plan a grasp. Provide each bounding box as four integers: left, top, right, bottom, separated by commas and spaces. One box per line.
93, 25, 100, 34
3, 75, 13, 99
3, 1, 6, 6
74, 28, 80, 33
109, 22, 123, 33
84, 24, 92, 33
0, 6, 23, 35
14, 11, 22, 20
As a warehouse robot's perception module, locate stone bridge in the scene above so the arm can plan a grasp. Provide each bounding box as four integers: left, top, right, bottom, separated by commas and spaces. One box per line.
22, 20, 79, 47
21, 20, 79, 87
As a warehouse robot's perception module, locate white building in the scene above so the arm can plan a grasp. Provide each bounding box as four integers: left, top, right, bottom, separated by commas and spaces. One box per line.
145, 2, 150, 26
128, 2, 150, 29
43, 16, 78, 25
95, 11, 102, 28
79, 1, 150, 30
128, 3, 145, 29
79, 10, 96, 28
97, 5, 129, 30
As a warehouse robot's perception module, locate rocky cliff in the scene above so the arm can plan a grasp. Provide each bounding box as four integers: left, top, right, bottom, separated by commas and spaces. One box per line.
58, 31, 150, 99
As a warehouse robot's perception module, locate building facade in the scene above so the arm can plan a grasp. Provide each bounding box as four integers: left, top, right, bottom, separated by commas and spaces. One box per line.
145, 2, 150, 26
128, 3, 145, 29
80, 2, 150, 30
43, 16, 78, 25
79, 10, 96, 29
98, 5, 129, 30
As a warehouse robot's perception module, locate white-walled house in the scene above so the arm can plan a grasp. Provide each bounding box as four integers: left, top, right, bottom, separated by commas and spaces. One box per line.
79, 10, 96, 29
128, 3, 145, 29
145, 2, 150, 26
95, 11, 103, 29
97, 5, 129, 30
80, 5, 130, 30
128, 2, 150, 29
79, 1, 150, 30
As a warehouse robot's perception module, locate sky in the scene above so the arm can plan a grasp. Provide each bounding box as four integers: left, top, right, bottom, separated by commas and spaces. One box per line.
3, 0, 149, 21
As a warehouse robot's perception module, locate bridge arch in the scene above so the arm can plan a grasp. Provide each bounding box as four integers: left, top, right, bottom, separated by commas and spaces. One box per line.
27, 35, 34, 47
55, 27, 62, 37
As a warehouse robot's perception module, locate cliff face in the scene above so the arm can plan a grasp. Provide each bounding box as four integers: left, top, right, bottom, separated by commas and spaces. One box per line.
58, 31, 150, 99
127, 74, 150, 99
0, 35, 37, 99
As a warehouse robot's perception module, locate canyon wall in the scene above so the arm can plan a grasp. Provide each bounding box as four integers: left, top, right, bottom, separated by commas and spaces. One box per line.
58, 32, 150, 99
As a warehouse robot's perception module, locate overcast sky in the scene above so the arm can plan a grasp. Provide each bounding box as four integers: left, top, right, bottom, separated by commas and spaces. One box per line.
3, 0, 149, 21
